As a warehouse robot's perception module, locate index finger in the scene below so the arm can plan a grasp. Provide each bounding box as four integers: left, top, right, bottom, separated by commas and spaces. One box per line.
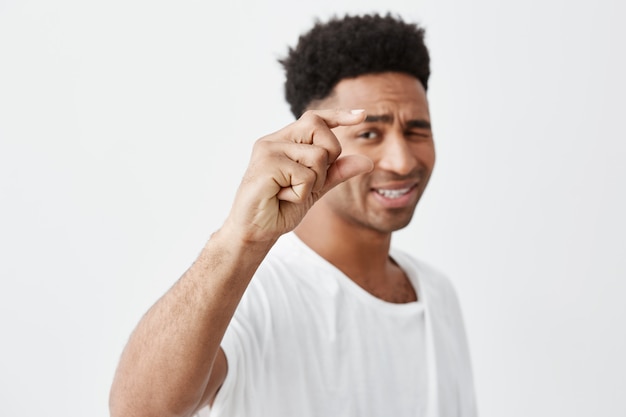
307, 108, 367, 129
294, 108, 367, 160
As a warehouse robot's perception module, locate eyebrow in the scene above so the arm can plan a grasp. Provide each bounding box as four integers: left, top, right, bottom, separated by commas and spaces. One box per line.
364, 114, 431, 130
364, 114, 394, 124
406, 119, 432, 129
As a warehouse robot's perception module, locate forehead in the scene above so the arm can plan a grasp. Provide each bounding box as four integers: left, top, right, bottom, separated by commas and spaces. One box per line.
323, 72, 429, 118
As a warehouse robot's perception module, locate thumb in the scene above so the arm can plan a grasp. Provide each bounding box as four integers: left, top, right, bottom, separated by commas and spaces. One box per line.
322, 154, 374, 193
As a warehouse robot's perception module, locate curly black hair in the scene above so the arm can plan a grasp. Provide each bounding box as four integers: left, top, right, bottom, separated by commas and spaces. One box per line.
280, 13, 430, 118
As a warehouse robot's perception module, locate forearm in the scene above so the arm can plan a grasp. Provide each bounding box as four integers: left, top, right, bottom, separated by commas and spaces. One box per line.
110, 109, 369, 417
109, 228, 274, 417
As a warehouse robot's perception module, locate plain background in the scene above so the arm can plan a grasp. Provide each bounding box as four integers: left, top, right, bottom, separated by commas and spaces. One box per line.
1, 0, 625, 415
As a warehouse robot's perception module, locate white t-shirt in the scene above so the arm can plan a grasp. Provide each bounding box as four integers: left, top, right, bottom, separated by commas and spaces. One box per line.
199, 233, 476, 417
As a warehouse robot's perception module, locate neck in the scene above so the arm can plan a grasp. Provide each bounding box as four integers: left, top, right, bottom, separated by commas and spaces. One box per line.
296, 223, 392, 276
295, 198, 418, 304
295, 215, 416, 303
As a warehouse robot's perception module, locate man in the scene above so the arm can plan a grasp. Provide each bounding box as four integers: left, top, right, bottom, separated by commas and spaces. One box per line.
110, 13, 477, 417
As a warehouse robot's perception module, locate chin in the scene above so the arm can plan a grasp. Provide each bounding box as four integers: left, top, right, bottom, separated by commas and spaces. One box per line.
368, 213, 415, 234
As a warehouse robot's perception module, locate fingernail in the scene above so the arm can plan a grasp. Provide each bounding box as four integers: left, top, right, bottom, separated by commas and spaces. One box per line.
350, 109, 365, 115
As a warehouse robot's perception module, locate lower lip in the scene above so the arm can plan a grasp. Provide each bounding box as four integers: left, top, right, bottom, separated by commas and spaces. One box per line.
370, 186, 419, 208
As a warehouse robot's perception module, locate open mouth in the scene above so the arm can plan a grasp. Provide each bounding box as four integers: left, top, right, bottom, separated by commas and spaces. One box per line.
373, 186, 415, 199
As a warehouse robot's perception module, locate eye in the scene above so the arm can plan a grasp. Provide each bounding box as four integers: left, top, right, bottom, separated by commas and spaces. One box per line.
406, 130, 431, 141
357, 131, 379, 140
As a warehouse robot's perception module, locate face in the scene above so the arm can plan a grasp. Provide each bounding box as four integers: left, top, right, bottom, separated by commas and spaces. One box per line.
316, 72, 435, 234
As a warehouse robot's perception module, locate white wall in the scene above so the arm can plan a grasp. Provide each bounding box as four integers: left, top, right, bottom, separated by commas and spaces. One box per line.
1, 0, 624, 415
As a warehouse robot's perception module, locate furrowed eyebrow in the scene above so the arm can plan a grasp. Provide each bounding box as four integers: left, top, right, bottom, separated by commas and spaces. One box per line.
364, 114, 394, 123
406, 119, 432, 130
364, 114, 431, 130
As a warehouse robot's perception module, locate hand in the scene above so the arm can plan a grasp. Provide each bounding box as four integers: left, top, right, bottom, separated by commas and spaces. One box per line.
223, 109, 373, 243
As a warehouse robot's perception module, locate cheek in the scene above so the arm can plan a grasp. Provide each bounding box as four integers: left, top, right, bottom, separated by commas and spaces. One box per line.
416, 142, 436, 168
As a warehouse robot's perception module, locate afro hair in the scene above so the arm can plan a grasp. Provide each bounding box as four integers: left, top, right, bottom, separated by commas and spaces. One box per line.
280, 13, 431, 118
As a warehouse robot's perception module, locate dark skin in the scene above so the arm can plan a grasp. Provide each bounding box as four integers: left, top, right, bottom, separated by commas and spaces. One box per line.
296, 71, 435, 304
109, 71, 434, 417
296, 209, 418, 304
110, 108, 372, 417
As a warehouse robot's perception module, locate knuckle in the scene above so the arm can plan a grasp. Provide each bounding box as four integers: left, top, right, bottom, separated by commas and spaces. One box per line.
299, 110, 317, 121
299, 110, 329, 129
297, 167, 317, 186
309, 145, 329, 163
322, 137, 342, 161
251, 137, 276, 156
252, 137, 268, 151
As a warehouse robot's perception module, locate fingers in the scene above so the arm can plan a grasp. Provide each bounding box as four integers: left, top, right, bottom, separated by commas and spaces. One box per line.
266, 109, 366, 189
322, 155, 374, 194
267, 143, 331, 203
250, 108, 369, 202
226, 109, 369, 242
272, 153, 374, 203
269, 109, 366, 163
311, 108, 367, 128
298, 109, 366, 163
286, 144, 329, 192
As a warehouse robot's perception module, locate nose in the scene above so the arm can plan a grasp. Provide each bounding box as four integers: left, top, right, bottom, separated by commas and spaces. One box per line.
376, 132, 418, 175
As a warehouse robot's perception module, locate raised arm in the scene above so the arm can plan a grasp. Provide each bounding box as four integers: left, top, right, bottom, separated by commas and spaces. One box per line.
109, 109, 372, 417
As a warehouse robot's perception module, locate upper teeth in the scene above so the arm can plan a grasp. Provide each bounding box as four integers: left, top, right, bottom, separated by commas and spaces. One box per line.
375, 187, 411, 199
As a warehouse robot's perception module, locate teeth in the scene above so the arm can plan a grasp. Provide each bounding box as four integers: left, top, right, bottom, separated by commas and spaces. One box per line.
375, 187, 411, 199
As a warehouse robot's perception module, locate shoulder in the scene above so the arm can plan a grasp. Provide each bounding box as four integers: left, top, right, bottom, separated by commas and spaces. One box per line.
252, 232, 332, 286
391, 249, 458, 299
390, 248, 467, 328
234, 233, 325, 316
262, 232, 323, 267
